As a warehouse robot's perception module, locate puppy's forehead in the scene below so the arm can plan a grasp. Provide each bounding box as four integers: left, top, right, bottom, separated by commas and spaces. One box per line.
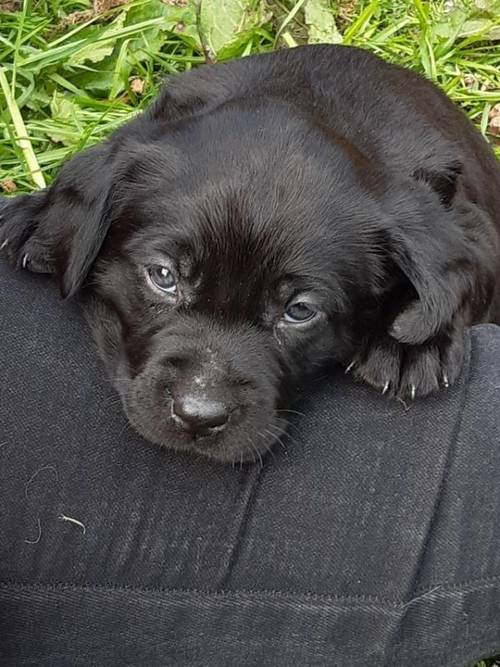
130, 164, 364, 283
133, 181, 335, 284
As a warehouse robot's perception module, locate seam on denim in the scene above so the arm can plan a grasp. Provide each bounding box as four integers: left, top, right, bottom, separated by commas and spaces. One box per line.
2, 572, 500, 608
0, 580, 401, 607
405, 331, 473, 597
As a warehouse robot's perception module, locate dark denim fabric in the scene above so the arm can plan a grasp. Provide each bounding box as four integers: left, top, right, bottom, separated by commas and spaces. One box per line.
1, 255, 500, 667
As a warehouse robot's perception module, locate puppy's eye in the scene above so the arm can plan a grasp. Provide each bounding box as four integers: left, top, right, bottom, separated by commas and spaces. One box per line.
282, 302, 317, 324
147, 265, 177, 293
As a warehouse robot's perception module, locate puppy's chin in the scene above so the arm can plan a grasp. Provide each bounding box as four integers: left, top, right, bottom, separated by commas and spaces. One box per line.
113, 372, 287, 465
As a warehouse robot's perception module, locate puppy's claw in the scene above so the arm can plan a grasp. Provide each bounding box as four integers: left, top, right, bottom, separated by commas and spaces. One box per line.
382, 381, 390, 395
22, 253, 29, 269
410, 384, 416, 401
0, 239, 8, 250
442, 373, 449, 389
345, 361, 355, 374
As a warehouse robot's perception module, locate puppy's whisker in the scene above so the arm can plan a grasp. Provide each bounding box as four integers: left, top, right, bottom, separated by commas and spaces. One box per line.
266, 421, 292, 438
266, 429, 286, 452
265, 442, 278, 462
260, 429, 284, 457
276, 409, 306, 418
246, 436, 264, 469
267, 423, 301, 450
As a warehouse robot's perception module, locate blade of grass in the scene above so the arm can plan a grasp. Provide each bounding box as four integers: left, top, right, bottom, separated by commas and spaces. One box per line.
273, 0, 307, 47
343, 0, 380, 44
11, 0, 31, 92
0, 67, 46, 188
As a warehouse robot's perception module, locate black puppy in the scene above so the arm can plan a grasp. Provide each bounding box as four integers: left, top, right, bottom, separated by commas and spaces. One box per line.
2, 45, 500, 463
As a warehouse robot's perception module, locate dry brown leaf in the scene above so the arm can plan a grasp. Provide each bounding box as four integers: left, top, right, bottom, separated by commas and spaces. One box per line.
337, 0, 359, 29
129, 78, 145, 95
0, 0, 20, 10
463, 75, 476, 89
0, 180, 17, 193
59, 10, 93, 27
489, 103, 500, 136
488, 103, 500, 119
93, 0, 129, 13
58, 0, 127, 29
489, 117, 500, 136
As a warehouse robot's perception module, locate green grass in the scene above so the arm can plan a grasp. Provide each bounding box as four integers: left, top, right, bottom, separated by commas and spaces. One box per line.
1, 1, 500, 663
0, 0, 499, 192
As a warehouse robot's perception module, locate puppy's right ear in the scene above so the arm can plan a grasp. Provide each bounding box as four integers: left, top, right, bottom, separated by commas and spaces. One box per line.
0, 141, 120, 298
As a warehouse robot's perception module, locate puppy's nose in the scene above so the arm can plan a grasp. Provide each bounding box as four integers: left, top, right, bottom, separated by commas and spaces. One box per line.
172, 395, 229, 435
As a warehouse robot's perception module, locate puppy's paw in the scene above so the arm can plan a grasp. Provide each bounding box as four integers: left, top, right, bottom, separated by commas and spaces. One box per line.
0, 193, 56, 273
349, 328, 465, 400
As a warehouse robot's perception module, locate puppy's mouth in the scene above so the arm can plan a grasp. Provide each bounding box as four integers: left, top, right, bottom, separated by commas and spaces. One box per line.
114, 367, 288, 464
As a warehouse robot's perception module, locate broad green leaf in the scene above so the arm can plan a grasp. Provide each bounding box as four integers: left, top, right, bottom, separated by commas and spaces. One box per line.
434, 0, 500, 41
48, 92, 83, 144
433, 7, 468, 40
50, 91, 80, 122
124, 0, 199, 53
216, 28, 261, 60
198, 0, 267, 56
472, 0, 500, 15
459, 18, 500, 39
25, 87, 51, 112
305, 0, 342, 44
70, 61, 116, 94
435, 14, 500, 41
67, 13, 127, 65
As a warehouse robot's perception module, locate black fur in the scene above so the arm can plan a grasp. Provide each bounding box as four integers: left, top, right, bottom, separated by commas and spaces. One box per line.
2, 45, 500, 462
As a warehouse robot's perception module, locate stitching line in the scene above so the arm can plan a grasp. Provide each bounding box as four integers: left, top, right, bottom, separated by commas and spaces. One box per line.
2, 572, 500, 609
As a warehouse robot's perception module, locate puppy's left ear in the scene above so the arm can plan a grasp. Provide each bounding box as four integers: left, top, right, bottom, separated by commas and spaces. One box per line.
384, 166, 496, 344
0, 141, 121, 298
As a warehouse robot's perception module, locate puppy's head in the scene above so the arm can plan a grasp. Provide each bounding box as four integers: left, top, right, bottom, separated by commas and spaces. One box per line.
83, 105, 390, 463
2, 101, 472, 463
